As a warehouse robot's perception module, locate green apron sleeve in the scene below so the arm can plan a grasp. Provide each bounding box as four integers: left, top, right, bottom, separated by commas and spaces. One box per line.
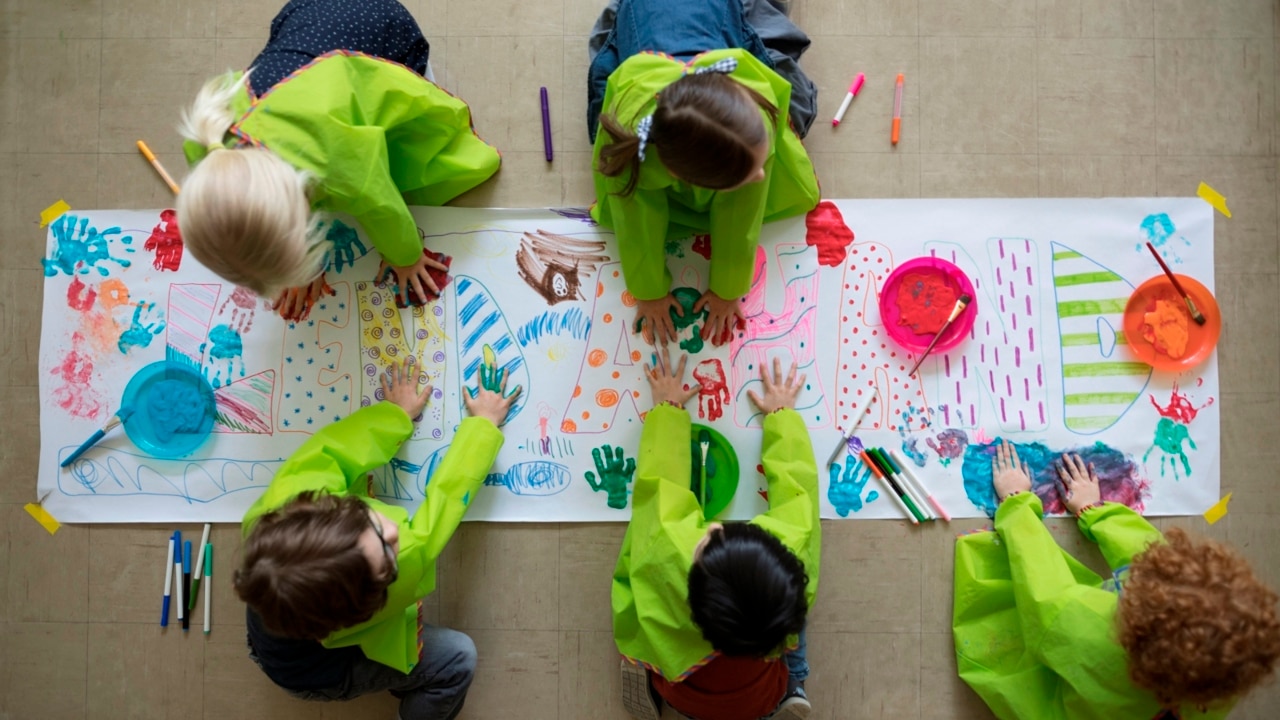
752, 408, 820, 603
994, 493, 1084, 646
607, 186, 673, 301
1076, 502, 1163, 571
634, 404, 699, 521
240, 402, 412, 535
408, 416, 504, 560
318, 126, 424, 267
707, 155, 771, 300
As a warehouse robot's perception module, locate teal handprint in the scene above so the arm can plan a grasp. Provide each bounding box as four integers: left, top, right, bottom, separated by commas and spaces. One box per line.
585, 444, 636, 510
827, 454, 879, 517
325, 220, 368, 273
117, 301, 165, 354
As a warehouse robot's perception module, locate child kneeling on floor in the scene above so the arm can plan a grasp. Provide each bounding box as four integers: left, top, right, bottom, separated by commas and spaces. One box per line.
614, 351, 819, 720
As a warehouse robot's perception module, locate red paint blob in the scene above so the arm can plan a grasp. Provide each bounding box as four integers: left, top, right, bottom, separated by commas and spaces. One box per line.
803, 201, 854, 267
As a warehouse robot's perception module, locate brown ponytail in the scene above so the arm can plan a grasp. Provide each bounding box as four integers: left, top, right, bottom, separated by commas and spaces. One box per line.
597, 113, 644, 196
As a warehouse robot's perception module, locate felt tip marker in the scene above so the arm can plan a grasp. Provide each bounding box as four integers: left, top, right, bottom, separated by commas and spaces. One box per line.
173, 531, 184, 623
540, 87, 553, 162
859, 451, 919, 525
161, 537, 174, 627
831, 73, 866, 127
203, 544, 212, 635
875, 448, 934, 521
190, 523, 211, 611
867, 448, 927, 523
824, 390, 876, 468
182, 541, 192, 631
890, 448, 952, 521
891, 73, 904, 145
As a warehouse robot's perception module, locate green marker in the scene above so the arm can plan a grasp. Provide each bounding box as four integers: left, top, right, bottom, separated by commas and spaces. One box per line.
868, 448, 927, 523
202, 543, 212, 635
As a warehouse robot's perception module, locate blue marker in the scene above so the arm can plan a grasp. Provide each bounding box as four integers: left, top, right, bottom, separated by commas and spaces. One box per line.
161, 535, 174, 627
181, 540, 192, 631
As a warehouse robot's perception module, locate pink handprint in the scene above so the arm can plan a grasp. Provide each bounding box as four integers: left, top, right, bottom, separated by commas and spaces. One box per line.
692, 358, 729, 422
219, 286, 262, 334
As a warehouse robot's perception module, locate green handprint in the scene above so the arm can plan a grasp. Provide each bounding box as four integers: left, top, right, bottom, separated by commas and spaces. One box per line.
585, 444, 636, 510
468, 362, 522, 400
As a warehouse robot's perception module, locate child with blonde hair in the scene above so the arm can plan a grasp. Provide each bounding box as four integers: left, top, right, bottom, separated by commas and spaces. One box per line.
587, 0, 820, 347
177, 0, 499, 320
954, 440, 1280, 719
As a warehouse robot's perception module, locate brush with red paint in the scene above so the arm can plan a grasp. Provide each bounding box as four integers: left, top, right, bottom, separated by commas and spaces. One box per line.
1144, 242, 1206, 325
907, 294, 971, 377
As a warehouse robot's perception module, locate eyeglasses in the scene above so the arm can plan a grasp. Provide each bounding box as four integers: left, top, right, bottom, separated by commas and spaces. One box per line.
366, 508, 399, 585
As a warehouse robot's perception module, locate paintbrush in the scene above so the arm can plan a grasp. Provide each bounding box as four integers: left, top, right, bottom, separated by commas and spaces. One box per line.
1145, 242, 1206, 325
60, 406, 135, 467
698, 429, 711, 512
907, 294, 972, 377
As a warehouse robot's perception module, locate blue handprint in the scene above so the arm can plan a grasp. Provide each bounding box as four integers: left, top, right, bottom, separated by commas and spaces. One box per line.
325, 220, 368, 274
117, 302, 165, 354
827, 454, 879, 517
201, 324, 246, 388
43, 214, 134, 277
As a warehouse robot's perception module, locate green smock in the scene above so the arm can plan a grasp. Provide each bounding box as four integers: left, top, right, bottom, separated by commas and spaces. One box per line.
241, 402, 503, 673
953, 493, 1231, 720
589, 49, 820, 302
184, 51, 501, 267
611, 404, 820, 681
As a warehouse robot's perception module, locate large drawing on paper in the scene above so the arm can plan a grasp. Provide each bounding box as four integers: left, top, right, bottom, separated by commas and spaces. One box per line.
38, 200, 1219, 522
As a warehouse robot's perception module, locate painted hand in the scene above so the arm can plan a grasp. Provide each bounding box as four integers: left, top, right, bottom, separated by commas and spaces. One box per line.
117, 301, 165, 354
991, 439, 1032, 502
747, 358, 804, 415
584, 444, 636, 510
693, 290, 746, 347
827, 453, 877, 517
464, 367, 522, 427
633, 294, 682, 346
218, 286, 262, 334
271, 274, 335, 323
379, 250, 450, 307
644, 345, 700, 409
1057, 453, 1101, 515
380, 356, 433, 420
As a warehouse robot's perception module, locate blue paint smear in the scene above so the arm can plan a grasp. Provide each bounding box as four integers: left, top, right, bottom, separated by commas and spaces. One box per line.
43, 214, 133, 277
827, 455, 879, 517
961, 439, 1145, 517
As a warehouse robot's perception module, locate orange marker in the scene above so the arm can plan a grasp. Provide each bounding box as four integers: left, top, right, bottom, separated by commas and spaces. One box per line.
136, 140, 181, 195
891, 73, 904, 145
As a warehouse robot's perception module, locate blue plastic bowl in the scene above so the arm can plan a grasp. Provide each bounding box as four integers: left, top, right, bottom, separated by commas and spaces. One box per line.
120, 361, 216, 459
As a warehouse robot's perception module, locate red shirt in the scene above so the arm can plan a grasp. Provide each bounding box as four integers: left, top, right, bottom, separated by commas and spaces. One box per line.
651, 654, 788, 720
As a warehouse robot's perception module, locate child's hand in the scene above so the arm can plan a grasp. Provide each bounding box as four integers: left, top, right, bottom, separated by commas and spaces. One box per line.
380, 357, 432, 419
271, 274, 335, 322
992, 439, 1032, 502
747, 357, 804, 414
1057, 453, 1101, 515
464, 368, 522, 427
694, 290, 746, 347
633, 294, 682, 346
381, 251, 449, 306
644, 345, 700, 409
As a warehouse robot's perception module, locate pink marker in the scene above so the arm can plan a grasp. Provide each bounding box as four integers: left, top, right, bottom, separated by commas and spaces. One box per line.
832, 73, 866, 127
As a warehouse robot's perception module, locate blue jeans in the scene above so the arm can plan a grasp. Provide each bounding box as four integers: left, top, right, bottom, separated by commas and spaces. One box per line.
256, 624, 477, 720
784, 629, 809, 683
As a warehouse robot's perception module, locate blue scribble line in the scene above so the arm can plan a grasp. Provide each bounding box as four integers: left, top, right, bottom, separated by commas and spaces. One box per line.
517, 308, 593, 347
483, 461, 572, 496
58, 446, 279, 504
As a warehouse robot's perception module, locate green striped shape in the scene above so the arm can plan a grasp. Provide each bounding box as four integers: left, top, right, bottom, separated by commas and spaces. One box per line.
1060, 332, 1128, 347
1062, 362, 1150, 378
1054, 271, 1124, 287
1064, 392, 1141, 406
1052, 250, 1082, 260
1066, 416, 1129, 431
1057, 299, 1128, 317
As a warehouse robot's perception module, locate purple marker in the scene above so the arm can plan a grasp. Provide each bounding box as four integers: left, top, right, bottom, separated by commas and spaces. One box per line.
540, 87, 553, 162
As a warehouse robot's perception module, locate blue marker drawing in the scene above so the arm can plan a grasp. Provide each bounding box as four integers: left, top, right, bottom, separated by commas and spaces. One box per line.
484, 461, 572, 496
325, 219, 369, 274
202, 324, 246, 389
117, 302, 165, 354
549, 207, 598, 225
59, 447, 277, 503
370, 457, 423, 501
43, 214, 134, 277
517, 308, 592, 347
826, 454, 879, 517
454, 276, 528, 422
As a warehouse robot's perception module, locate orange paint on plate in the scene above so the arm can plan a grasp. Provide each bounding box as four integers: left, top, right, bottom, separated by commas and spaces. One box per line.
1143, 297, 1190, 359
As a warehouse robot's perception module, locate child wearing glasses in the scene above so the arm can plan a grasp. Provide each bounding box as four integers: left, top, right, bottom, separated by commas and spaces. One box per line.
234, 357, 519, 720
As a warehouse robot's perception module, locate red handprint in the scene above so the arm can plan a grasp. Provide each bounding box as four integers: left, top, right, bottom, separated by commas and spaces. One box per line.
219, 286, 262, 334
51, 333, 102, 419
692, 358, 729, 421
143, 209, 183, 272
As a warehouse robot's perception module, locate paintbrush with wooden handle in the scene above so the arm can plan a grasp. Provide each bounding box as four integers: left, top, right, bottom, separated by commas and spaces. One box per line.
1145, 242, 1206, 325
907, 294, 971, 377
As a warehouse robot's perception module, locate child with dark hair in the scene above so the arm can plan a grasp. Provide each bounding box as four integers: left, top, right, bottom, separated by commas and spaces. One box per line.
954, 440, 1280, 719
614, 351, 819, 720
235, 357, 519, 720
586, 0, 820, 347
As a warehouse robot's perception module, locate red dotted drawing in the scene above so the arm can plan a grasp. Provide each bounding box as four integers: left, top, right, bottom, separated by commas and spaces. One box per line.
804, 201, 854, 268
143, 209, 183, 272
562, 262, 646, 433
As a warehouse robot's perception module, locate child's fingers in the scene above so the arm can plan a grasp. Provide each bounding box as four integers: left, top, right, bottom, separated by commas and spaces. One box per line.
682, 384, 701, 404
417, 383, 434, 405
786, 362, 799, 388
422, 254, 448, 272
747, 389, 762, 409
675, 352, 688, 379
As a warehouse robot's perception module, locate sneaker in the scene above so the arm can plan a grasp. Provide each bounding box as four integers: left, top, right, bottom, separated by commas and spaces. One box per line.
620, 659, 662, 720
769, 683, 811, 720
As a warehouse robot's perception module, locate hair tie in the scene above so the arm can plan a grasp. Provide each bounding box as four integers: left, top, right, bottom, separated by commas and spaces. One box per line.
635, 115, 654, 162
207, 143, 225, 154
693, 58, 738, 75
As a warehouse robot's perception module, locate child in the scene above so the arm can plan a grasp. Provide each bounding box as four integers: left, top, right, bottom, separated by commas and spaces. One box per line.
234, 357, 519, 719
614, 352, 819, 720
586, 0, 820, 347
954, 440, 1280, 719
176, 0, 500, 320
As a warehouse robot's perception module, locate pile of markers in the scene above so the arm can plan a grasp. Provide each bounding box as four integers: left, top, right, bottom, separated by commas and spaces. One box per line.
162, 523, 213, 634
855, 447, 949, 525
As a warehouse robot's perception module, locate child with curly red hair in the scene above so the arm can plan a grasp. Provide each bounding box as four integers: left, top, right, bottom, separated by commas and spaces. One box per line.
954, 440, 1280, 719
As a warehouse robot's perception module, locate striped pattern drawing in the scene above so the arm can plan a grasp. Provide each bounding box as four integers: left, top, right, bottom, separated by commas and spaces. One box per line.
165, 283, 219, 369
1051, 242, 1151, 434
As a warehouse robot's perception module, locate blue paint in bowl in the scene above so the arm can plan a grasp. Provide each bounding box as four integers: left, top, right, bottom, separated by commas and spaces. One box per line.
121, 361, 216, 459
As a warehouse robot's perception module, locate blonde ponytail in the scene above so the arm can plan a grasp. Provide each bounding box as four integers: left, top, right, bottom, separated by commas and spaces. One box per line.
179, 71, 249, 148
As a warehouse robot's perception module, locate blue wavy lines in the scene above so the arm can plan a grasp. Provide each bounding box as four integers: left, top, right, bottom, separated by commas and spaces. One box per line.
516, 308, 592, 347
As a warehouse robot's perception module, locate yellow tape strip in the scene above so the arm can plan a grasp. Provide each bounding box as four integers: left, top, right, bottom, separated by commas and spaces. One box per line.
39, 200, 71, 228
24, 503, 61, 535
1202, 492, 1231, 525
1197, 182, 1231, 218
